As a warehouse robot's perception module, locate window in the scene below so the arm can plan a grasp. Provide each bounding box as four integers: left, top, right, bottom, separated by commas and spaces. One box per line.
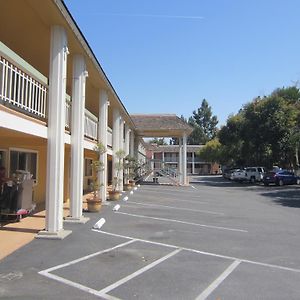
9, 149, 38, 180
0, 150, 7, 169
84, 158, 93, 177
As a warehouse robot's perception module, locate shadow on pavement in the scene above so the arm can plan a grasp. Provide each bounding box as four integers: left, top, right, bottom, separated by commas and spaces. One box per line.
190, 176, 300, 208
260, 189, 300, 208
190, 175, 260, 188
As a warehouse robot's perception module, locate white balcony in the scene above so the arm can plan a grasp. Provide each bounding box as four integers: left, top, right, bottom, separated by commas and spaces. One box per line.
0, 41, 48, 119
64, 97, 98, 141
65, 94, 71, 129
0, 42, 114, 149
84, 109, 98, 141
107, 127, 113, 147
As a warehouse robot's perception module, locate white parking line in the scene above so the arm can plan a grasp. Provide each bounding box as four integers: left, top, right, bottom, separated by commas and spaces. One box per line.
131, 192, 208, 204
39, 240, 136, 273
38, 271, 102, 298
97, 249, 181, 297
39, 238, 181, 299
195, 260, 241, 300
93, 229, 300, 274
140, 187, 199, 196
115, 211, 247, 233
125, 200, 224, 216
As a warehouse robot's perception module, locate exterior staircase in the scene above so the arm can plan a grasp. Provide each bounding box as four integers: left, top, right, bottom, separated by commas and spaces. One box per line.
135, 159, 181, 186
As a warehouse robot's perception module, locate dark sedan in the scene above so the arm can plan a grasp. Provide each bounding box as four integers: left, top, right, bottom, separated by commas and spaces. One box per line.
263, 170, 300, 186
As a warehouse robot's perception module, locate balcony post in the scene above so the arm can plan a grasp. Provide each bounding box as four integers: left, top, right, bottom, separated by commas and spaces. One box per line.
124, 124, 130, 184
192, 151, 195, 174
119, 116, 124, 191
179, 138, 183, 184
125, 124, 130, 156
37, 25, 71, 239
130, 131, 135, 157
183, 133, 188, 185
112, 108, 120, 190
66, 54, 89, 224
98, 90, 109, 203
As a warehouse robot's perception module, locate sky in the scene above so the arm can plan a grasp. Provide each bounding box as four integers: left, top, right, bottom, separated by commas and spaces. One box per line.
64, 0, 300, 126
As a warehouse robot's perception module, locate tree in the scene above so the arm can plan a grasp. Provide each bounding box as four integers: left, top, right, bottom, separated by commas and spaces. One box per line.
188, 99, 218, 144
198, 139, 222, 163
218, 86, 300, 168
149, 138, 167, 145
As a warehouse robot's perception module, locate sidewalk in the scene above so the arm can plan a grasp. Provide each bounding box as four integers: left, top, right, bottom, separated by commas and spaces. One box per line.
0, 210, 47, 260
0, 189, 113, 261
0, 200, 88, 260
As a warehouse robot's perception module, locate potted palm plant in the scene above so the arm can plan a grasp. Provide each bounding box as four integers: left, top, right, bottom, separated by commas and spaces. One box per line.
109, 149, 125, 200
124, 155, 138, 190
87, 142, 107, 212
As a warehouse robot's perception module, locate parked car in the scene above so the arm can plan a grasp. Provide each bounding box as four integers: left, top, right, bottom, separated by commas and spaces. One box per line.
223, 168, 239, 180
245, 167, 266, 183
263, 170, 300, 186
231, 169, 247, 182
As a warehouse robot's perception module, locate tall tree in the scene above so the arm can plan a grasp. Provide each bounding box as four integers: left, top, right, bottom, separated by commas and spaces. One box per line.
188, 99, 218, 144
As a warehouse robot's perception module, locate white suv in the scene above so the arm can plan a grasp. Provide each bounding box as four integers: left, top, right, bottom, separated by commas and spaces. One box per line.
245, 167, 266, 183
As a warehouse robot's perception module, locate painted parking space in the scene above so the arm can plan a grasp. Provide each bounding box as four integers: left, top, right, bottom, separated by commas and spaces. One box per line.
39, 226, 300, 300
2, 176, 300, 299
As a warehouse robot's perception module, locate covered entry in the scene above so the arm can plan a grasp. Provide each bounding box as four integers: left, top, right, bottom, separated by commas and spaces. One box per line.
130, 114, 193, 185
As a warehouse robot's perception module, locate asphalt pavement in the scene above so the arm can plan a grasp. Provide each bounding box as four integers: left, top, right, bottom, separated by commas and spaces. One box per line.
0, 175, 300, 300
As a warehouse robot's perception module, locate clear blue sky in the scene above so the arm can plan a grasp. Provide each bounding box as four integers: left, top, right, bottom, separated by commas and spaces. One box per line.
64, 0, 300, 126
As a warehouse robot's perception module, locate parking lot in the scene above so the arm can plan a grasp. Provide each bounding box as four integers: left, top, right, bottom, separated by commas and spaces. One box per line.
1, 175, 300, 299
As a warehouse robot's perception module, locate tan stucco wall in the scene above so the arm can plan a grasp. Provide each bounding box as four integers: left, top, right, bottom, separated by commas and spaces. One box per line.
0, 137, 47, 205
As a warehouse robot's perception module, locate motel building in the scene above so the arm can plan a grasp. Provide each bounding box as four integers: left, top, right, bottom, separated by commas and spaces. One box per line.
148, 144, 221, 176
0, 1, 192, 240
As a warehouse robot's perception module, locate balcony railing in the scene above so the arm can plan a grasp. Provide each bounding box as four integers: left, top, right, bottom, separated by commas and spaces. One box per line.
84, 109, 98, 141
0, 42, 115, 148
107, 127, 113, 147
164, 157, 178, 163
65, 98, 98, 141
0, 42, 48, 118
65, 94, 71, 129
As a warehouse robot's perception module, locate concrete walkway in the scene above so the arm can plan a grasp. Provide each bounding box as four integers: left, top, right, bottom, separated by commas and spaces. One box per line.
0, 193, 94, 260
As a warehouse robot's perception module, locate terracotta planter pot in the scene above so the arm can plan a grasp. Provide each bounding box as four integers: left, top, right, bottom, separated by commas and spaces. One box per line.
87, 197, 102, 212
123, 184, 132, 191
129, 180, 135, 187
108, 190, 121, 201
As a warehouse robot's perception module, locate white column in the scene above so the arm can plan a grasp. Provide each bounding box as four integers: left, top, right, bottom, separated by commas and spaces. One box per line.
183, 133, 188, 185
66, 55, 89, 223
134, 135, 139, 160
124, 124, 130, 184
37, 26, 71, 239
151, 153, 154, 172
192, 151, 195, 174
98, 90, 109, 203
125, 124, 130, 157
178, 138, 183, 184
112, 108, 120, 189
119, 116, 124, 191
130, 131, 135, 157
162, 151, 165, 170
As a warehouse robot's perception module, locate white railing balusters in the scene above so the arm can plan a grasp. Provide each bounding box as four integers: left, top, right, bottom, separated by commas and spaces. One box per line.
84, 109, 98, 140
0, 56, 48, 118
